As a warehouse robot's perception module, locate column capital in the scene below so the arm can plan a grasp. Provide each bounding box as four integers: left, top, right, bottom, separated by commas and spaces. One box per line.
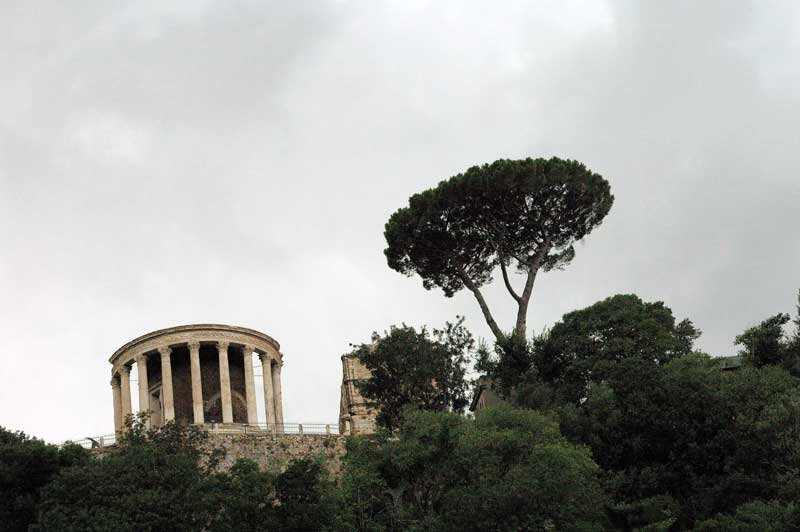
135, 353, 148, 365
122, 363, 132, 374
242, 344, 254, 354
258, 352, 270, 362
217, 341, 230, 350
158, 345, 172, 357
187, 340, 200, 350
110, 377, 120, 388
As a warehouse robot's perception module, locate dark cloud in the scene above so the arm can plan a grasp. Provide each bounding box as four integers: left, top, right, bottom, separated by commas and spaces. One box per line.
2, 1, 799, 441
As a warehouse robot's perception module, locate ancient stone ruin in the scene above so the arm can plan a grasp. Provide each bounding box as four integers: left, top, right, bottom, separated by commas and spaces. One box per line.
338, 352, 378, 435
108, 324, 284, 431
89, 324, 373, 474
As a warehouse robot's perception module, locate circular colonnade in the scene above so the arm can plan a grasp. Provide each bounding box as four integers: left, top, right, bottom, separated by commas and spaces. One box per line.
109, 324, 284, 431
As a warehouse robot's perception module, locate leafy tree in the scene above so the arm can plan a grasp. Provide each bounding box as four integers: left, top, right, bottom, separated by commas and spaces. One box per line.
31, 416, 342, 532
384, 157, 613, 342
0, 427, 88, 532
736, 313, 791, 367
476, 294, 700, 401
696, 500, 800, 531
558, 354, 800, 529
474, 332, 544, 401
534, 294, 700, 403
339, 407, 607, 531
352, 319, 472, 430
31, 416, 226, 532
204, 459, 279, 532
274, 457, 338, 531
336, 437, 399, 532
736, 290, 800, 375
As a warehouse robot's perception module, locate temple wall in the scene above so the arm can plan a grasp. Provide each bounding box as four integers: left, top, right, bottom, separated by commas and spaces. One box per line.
208, 433, 347, 476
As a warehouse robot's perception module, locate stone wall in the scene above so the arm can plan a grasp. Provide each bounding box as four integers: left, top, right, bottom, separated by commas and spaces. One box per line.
208, 433, 347, 476
339, 354, 378, 435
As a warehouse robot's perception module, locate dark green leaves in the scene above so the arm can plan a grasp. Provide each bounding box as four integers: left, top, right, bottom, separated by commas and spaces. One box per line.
384, 157, 614, 295
352, 318, 473, 430
534, 294, 701, 403
339, 408, 606, 532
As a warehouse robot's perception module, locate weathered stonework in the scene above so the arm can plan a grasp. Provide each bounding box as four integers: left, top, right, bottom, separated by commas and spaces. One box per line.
208, 433, 347, 476
469, 376, 507, 413
339, 353, 378, 435
90, 433, 348, 478
109, 324, 284, 431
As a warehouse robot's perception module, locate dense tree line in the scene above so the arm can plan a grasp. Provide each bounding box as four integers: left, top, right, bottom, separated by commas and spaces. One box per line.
349, 291, 800, 530
2, 417, 339, 532
0, 410, 605, 531
376, 159, 800, 529
6, 290, 798, 531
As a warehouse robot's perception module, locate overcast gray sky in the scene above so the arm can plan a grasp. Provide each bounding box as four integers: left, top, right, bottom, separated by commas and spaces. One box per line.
2, 1, 799, 442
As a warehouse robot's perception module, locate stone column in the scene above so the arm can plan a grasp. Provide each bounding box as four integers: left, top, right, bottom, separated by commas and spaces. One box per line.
120, 365, 132, 424
158, 346, 175, 423
217, 341, 233, 424
137, 354, 150, 426
242, 346, 258, 425
111, 377, 122, 433
259, 354, 276, 428
272, 358, 284, 429
188, 341, 204, 424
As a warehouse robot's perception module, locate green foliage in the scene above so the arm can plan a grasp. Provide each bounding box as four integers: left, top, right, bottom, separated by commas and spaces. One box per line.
558, 354, 800, 528
338, 407, 606, 532
736, 290, 800, 375
535, 294, 700, 404
31, 417, 224, 532
474, 333, 534, 399
203, 459, 279, 532
13, 289, 800, 531
274, 457, 338, 531
30, 416, 339, 532
384, 157, 613, 341
696, 500, 800, 531
477, 294, 700, 403
352, 319, 472, 430
607, 495, 679, 531
206, 456, 339, 532
0, 427, 89, 532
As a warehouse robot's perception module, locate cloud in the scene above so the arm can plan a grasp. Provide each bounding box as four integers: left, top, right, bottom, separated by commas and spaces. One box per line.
68, 111, 151, 165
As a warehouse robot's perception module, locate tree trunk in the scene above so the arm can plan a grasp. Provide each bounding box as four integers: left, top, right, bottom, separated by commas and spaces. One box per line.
513, 268, 538, 341
512, 240, 550, 341
459, 271, 506, 343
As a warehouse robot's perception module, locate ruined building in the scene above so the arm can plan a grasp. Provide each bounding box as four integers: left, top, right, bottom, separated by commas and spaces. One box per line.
109, 324, 284, 431
338, 352, 377, 435
97, 324, 349, 476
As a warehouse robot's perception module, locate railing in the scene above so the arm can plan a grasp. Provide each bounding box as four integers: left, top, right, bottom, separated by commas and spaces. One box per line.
66, 433, 118, 449
66, 422, 340, 449
207, 422, 340, 436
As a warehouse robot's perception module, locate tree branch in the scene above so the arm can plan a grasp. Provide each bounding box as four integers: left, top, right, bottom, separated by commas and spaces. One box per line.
513, 239, 552, 340
457, 268, 506, 343
499, 259, 522, 303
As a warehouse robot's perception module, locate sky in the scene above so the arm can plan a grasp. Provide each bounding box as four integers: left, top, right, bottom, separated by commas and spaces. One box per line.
1, 0, 799, 443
